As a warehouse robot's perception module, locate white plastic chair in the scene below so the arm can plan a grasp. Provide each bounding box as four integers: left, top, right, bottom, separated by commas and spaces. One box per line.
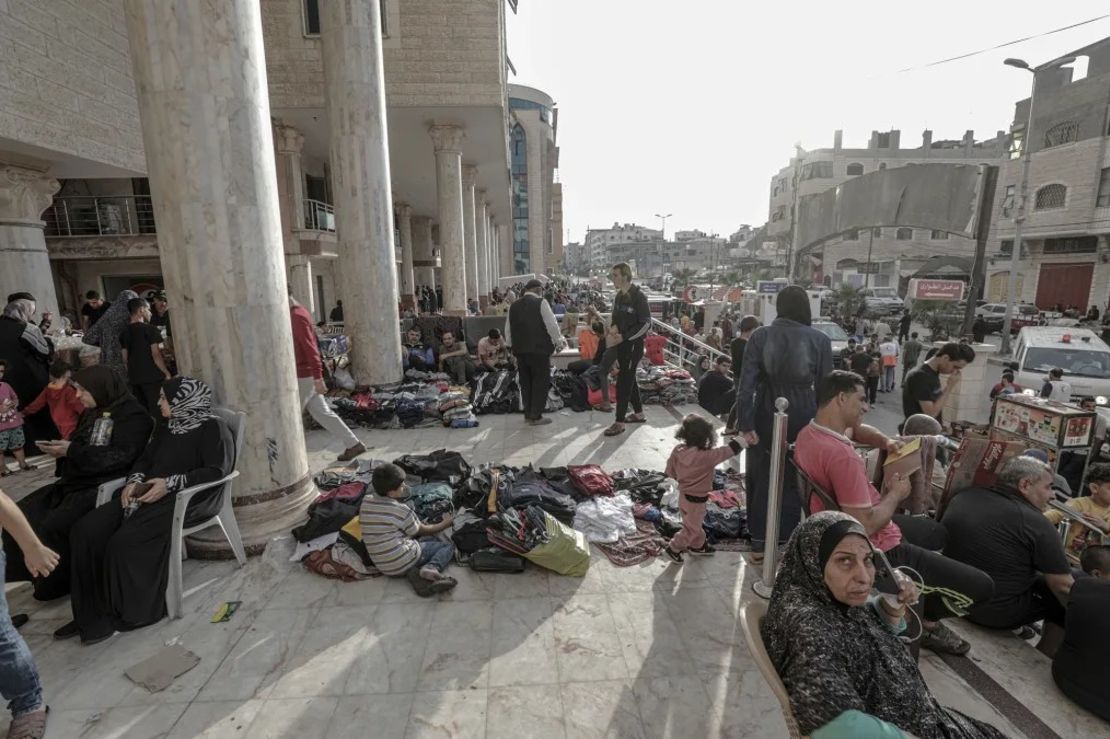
739, 600, 810, 739
95, 407, 248, 619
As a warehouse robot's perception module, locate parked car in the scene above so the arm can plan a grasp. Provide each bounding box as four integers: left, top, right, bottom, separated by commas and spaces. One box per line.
813, 321, 850, 361
976, 303, 1039, 333
859, 287, 903, 316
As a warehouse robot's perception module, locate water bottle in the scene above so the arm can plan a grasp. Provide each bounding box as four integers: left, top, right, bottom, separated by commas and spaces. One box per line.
90, 412, 113, 446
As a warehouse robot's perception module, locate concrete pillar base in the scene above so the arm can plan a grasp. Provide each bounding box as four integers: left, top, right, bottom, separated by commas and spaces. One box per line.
186, 473, 316, 557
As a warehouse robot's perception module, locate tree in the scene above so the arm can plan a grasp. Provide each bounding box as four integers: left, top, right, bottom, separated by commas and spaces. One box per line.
674, 268, 696, 287
912, 300, 963, 341
835, 284, 865, 320
720, 271, 741, 288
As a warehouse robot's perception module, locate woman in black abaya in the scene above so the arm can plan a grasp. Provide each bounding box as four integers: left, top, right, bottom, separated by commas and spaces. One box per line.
61, 377, 232, 644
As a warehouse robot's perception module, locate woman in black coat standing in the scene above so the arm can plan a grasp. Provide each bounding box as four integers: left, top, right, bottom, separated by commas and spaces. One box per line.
0, 299, 56, 445
737, 286, 833, 552
62, 376, 232, 643
1, 366, 152, 600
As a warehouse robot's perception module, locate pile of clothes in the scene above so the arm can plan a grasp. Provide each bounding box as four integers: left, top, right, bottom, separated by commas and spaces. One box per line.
291, 450, 750, 581
636, 366, 698, 406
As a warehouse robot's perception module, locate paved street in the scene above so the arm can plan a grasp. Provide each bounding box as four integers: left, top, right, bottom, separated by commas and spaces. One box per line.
2, 405, 1078, 738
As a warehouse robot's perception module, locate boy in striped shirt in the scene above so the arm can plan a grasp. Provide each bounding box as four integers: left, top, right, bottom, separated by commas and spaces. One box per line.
361, 463, 457, 595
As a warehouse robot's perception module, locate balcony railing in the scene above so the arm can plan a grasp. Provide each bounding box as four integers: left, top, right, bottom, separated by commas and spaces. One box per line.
303, 199, 335, 232
43, 196, 156, 237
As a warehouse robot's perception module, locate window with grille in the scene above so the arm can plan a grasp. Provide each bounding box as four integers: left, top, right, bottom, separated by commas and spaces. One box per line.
801, 161, 833, 180
1034, 184, 1067, 210
896, 228, 913, 240
846, 163, 863, 176
1044, 121, 1079, 148
1097, 167, 1110, 208
1043, 236, 1096, 254
930, 230, 948, 240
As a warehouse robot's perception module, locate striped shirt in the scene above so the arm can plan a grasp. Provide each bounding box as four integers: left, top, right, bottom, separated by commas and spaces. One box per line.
359, 495, 420, 576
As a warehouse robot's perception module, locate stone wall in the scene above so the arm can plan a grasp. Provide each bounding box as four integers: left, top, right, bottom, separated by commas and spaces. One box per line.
0, 0, 144, 172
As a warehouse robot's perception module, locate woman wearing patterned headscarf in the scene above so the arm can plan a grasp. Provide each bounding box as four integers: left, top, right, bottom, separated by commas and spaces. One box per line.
0, 298, 56, 444
1, 366, 152, 602
81, 290, 139, 377
61, 376, 233, 643
762, 511, 1006, 739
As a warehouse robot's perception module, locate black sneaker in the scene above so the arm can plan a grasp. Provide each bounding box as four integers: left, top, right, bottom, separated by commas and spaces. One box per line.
663, 546, 684, 564
688, 543, 716, 556
53, 620, 79, 640
10, 613, 28, 629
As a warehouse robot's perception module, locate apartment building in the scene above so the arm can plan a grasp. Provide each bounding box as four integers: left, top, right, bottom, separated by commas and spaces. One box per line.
584, 223, 662, 274
768, 128, 1007, 288
508, 83, 559, 276
985, 37, 1110, 311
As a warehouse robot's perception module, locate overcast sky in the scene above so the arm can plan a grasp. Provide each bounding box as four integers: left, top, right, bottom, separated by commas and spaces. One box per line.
506, 2, 1110, 242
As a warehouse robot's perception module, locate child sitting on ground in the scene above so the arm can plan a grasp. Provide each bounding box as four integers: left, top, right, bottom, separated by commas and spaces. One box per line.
0, 361, 35, 477
1045, 462, 1110, 558
663, 414, 743, 563
22, 361, 85, 440
360, 462, 457, 595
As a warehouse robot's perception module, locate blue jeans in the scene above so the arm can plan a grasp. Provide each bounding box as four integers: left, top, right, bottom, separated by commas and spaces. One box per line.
413, 537, 454, 574
0, 550, 43, 717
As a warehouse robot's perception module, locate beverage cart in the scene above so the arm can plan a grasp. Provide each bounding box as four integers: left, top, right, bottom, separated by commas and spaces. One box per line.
990, 393, 1096, 494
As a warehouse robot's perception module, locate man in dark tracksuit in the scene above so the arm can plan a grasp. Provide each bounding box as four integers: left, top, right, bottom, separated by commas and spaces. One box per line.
604, 262, 652, 437
505, 279, 567, 426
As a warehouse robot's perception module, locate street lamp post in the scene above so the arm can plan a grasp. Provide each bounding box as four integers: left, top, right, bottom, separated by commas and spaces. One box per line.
655, 212, 672, 241
1000, 55, 1075, 354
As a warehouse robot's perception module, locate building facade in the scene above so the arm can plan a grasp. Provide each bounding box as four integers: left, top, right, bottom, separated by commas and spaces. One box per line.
984, 37, 1110, 311
0, 0, 531, 554
767, 128, 1007, 288
584, 223, 662, 274
507, 83, 558, 276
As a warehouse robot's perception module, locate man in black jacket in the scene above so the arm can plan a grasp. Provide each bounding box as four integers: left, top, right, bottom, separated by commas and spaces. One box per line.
723, 315, 760, 434
505, 279, 567, 426
604, 263, 652, 436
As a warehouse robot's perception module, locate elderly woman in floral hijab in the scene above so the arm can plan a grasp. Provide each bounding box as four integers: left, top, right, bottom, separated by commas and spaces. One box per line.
762, 511, 1007, 739
60, 376, 233, 644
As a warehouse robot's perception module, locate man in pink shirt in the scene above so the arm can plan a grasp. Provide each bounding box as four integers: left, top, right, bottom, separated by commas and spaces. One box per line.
794, 370, 994, 656
289, 295, 365, 462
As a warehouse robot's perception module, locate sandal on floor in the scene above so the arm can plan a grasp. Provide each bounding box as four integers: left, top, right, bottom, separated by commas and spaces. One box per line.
603, 423, 625, 437
18, 463, 36, 471
7, 706, 47, 739
625, 413, 647, 423
596, 403, 613, 413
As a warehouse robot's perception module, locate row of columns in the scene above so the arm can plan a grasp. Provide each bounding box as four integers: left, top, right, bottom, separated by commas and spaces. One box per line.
2, 0, 508, 556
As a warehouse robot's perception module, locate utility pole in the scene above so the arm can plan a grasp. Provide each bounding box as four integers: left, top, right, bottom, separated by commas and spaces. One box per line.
655, 212, 672, 241
962, 165, 999, 336
864, 228, 874, 289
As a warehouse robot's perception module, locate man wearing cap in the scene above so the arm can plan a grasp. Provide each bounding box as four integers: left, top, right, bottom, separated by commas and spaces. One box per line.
505, 279, 566, 426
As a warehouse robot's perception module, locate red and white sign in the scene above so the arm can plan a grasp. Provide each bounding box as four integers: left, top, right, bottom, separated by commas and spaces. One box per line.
682, 285, 702, 303
910, 279, 964, 301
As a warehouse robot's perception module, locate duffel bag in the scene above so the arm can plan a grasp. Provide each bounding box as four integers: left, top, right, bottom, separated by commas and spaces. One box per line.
522, 512, 590, 577
470, 547, 526, 573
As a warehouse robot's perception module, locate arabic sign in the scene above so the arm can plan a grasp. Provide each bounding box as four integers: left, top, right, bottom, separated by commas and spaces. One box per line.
756, 281, 785, 295
911, 279, 964, 301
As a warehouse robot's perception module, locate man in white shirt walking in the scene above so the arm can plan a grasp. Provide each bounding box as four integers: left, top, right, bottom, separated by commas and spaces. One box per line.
879, 336, 900, 392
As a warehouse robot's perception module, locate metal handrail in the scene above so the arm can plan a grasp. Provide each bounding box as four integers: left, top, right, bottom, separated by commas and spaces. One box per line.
650, 317, 732, 378
303, 198, 335, 232
43, 196, 156, 237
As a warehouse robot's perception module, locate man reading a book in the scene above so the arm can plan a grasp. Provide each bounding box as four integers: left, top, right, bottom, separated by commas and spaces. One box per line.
794, 370, 996, 656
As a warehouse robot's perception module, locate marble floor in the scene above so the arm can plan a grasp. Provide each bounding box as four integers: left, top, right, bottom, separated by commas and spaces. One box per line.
0, 405, 1098, 738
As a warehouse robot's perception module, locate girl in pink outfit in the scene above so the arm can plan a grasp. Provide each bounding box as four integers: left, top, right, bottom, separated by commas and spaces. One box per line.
663, 414, 743, 562
0, 360, 35, 477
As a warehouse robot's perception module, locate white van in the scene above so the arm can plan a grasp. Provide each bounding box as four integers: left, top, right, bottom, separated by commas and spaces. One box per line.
1011, 327, 1110, 400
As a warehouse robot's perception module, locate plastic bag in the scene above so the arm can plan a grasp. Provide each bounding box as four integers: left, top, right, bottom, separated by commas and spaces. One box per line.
523, 512, 590, 576
332, 367, 356, 391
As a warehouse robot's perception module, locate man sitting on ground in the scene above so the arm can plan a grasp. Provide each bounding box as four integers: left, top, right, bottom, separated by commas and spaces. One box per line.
794, 370, 995, 655
697, 356, 734, 417
1052, 545, 1110, 722
360, 463, 456, 596
437, 331, 475, 385
942, 455, 1072, 656
402, 328, 436, 372
476, 329, 511, 372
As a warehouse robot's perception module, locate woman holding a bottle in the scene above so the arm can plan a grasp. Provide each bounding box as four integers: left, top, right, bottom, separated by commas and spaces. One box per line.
1, 366, 152, 601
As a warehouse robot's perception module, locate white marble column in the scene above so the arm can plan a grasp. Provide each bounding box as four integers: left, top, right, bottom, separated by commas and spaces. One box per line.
487, 214, 497, 290
475, 194, 490, 310
411, 215, 436, 291
462, 165, 479, 307
287, 254, 314, 316
396, 203, 415, 309
274, 123, 314, 312
123, 0, 314, 556
499, 222, 513, 278
0, 165, 61, 320
430, 124, 467, 314
321, 0, 401, 384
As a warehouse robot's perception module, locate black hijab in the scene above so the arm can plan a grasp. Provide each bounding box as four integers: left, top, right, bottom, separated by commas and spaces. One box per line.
73, 365, 132, 409
761, 511, 1006, 739
776, 285, 812, 326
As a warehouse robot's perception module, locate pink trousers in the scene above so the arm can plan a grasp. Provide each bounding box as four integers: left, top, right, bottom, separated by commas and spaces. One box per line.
669, 495, 706, 552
